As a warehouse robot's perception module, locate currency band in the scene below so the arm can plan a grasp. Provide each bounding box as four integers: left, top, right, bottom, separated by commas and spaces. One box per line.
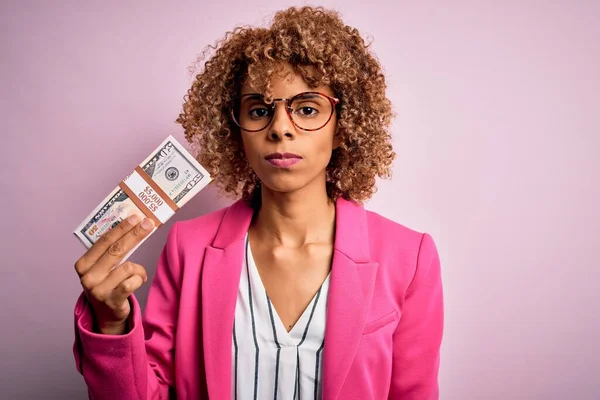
119, 167, 179, 226
133, 166, 179, 213
118, 181, 161, 227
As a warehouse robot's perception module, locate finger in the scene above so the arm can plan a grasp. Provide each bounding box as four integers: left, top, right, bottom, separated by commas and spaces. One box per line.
87, 218, 154, 279
109, 274, 145, 309
87, 262, 147, 304
75, 213, 143, 277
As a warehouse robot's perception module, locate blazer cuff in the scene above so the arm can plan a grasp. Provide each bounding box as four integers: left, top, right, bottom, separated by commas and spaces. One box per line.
73, 291, 143, 373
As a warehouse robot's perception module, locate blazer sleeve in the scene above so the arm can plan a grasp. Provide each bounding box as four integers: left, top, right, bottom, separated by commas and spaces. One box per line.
388, 233, 444, 399
73, 222, 183, 400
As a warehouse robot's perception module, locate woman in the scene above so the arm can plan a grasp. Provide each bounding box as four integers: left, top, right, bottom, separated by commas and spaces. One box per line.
73, 6, 443, 400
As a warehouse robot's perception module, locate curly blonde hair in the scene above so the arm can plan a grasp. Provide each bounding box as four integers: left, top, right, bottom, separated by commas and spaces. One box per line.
176, 6, 395, 205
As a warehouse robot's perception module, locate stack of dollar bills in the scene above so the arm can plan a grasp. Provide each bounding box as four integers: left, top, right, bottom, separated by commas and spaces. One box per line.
73, 135, 212, 263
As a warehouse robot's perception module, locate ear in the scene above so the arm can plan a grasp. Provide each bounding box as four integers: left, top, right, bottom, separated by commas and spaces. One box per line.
332, 126, 344, 150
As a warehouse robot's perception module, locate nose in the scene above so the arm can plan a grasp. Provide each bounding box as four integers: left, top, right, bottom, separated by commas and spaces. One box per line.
268, 101, 295, 141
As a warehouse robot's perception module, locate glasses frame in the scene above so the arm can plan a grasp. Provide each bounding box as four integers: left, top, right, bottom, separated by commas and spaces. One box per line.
229, 91, 340, 132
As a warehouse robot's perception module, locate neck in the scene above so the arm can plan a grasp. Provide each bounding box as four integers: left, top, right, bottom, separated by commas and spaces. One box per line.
251, 182, 336, 248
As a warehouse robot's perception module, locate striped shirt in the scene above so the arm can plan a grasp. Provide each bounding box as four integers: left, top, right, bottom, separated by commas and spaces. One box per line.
232, 234, 330, 400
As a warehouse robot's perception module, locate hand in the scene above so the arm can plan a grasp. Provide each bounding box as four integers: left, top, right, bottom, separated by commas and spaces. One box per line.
74, 214, 154, 334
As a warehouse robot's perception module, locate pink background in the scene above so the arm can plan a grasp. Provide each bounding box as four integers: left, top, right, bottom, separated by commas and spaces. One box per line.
2, 1, 598, 399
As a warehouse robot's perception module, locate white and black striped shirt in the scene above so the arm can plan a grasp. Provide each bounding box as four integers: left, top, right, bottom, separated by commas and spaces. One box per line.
232, 234, 330, 400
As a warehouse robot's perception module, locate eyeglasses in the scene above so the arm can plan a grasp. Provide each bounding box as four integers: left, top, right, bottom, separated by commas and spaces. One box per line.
229, 91, 340, 132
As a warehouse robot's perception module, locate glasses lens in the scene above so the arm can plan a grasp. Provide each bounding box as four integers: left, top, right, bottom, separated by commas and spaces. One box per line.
233, 93, 334, 131
289, 93, 333, 130
234, 95, 272, 132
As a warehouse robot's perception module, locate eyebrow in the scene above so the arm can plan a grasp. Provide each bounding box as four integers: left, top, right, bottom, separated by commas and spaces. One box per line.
294, 93, 321, 100
241, 92, 325, 100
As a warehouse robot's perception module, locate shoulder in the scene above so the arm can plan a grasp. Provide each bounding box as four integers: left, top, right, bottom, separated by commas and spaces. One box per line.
364, 208, 438, 263
164, 203, 231, 251
365, 208, 424, 244
363, 207, 441, 300
175, 205, 229, 236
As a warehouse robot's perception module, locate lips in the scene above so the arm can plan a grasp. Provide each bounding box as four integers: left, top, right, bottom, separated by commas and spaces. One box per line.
265, 152, 302, 160
264, 152, 302, 168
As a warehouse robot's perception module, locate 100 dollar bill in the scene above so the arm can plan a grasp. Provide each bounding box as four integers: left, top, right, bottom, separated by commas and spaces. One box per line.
74, 135, 212, 258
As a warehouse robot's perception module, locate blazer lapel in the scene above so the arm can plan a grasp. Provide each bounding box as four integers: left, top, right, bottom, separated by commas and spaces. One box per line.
322, 198, 379, 400
201, 199, 254, 400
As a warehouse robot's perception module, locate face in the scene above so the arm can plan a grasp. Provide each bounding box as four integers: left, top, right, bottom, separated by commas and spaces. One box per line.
237, 64, 341, 197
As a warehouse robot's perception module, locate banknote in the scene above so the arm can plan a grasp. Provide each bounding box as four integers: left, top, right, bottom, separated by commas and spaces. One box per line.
73, 135, 212, 261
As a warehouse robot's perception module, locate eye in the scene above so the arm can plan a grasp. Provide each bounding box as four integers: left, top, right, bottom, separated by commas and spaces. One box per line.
292, 105, 321, 118
248, 107, 271, 119
296, 106, 318, 116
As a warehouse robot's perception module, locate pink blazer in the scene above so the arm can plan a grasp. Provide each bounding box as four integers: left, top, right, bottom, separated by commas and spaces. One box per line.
73, 197, 443, 399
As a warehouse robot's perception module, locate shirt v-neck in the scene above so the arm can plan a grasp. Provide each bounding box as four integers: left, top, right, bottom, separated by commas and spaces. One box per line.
245, 235, 331, 347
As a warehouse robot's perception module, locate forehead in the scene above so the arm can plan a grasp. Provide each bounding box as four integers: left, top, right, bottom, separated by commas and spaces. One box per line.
240, 64, 334, 98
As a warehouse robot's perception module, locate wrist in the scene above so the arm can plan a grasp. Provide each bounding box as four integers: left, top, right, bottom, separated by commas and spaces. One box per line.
95, 317, 128, 335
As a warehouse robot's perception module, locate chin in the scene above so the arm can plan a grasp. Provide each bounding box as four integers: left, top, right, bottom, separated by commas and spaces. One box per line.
259, 173, 327, 197
260, 180, 306, 195
254, 165, 327, 196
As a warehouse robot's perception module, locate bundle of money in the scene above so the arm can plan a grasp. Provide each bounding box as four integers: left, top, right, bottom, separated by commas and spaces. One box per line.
73, 135, 212, 262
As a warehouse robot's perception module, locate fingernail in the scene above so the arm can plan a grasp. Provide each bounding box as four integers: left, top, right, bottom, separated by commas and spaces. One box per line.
128, 214, 140, 224
141, 218, 154, 230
